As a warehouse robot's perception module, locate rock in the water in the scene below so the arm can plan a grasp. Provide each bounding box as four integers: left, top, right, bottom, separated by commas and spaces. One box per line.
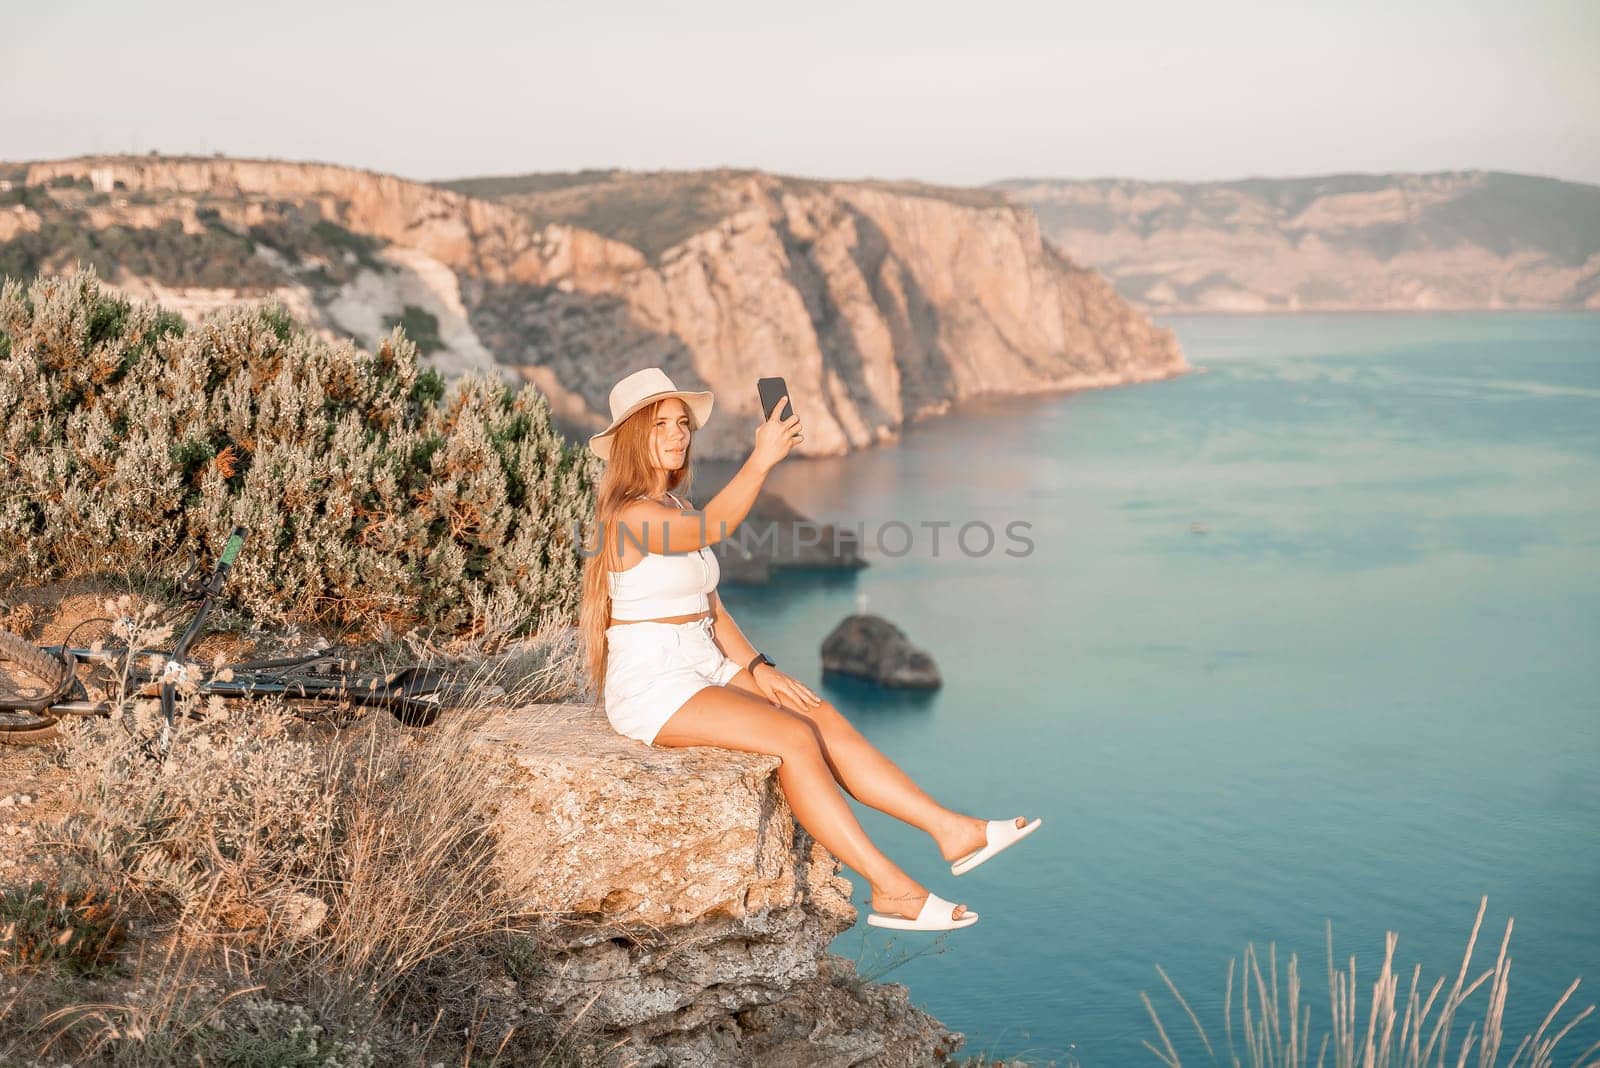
470, 703, 962, 1065
709, 489, 869, 584
820, 614, 942, 688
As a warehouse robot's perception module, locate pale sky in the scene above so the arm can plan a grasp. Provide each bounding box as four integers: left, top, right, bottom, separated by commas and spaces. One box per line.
3, 0, 1597, 187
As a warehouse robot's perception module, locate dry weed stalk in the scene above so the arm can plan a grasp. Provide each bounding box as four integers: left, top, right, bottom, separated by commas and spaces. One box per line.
403, 613, 590, 709
1143, 897, 1600, 1068
285, 712, 521, 1008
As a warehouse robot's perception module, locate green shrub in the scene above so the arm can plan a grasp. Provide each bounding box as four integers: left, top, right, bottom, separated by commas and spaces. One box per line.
0, 218, 287, 291
247, 218, 390, 285
215, 998, 376, 1068
0, 268, 599, 634
310, 219, 386, 268
383, 304, 443, 355
0, 879, 127, 975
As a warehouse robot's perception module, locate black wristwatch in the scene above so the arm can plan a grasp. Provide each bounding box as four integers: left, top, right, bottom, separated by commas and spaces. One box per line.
748, 652, 775, 673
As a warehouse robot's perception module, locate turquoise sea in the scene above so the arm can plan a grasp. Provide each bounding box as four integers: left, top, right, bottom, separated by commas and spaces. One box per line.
717, 313, 1600, 1065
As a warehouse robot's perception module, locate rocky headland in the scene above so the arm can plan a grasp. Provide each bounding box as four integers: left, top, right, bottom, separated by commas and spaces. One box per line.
702, 489, 870, 584
997, 170, 1600, 313
2, 156, 1187, 460
0, 698, 975, 1067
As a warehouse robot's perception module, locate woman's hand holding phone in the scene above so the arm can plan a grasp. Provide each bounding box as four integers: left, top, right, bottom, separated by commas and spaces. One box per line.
752, 398, 803, 471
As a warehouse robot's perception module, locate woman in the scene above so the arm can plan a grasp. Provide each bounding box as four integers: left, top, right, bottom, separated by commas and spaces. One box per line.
579, 367, 1041, 932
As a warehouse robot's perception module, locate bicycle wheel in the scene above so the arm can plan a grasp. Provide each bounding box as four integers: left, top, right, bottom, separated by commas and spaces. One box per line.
0, 629, 72, 745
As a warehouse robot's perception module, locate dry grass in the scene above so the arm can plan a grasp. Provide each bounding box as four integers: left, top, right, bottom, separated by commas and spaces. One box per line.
45, 705, 516, 992
0, 637, 598, 1065
401, 612, 592, 709
1143, 897, 1600, 1068
0, 574, 619, 1064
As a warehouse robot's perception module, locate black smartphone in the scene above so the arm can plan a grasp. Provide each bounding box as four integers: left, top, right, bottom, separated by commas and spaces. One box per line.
757, 377, 794, 421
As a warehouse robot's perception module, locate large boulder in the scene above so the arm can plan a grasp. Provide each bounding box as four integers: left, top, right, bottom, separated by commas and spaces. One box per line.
820, 614, 942, 689
707, 489, 870, 584
471, 703, 963, 1065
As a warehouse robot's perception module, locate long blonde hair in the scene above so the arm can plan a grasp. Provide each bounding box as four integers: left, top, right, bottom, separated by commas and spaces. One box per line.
578, 398, 697, 704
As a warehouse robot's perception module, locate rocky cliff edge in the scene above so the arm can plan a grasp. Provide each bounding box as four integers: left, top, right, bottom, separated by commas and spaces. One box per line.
471, 704, 963, 1067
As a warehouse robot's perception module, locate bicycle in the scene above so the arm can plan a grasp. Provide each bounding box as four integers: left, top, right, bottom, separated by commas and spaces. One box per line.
0, 527, 454, 747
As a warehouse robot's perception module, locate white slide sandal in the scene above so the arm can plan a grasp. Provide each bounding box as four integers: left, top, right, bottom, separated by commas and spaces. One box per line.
950, 817, 1044, 877
866, 891, 979, 931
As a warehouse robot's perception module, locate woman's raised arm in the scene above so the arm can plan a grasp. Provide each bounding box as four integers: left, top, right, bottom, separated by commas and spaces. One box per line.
611, 400, 803, 555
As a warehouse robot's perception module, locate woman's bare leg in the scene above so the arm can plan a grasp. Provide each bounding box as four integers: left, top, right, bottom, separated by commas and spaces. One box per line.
653, 683, 970, 923
724, 670, 1031, 863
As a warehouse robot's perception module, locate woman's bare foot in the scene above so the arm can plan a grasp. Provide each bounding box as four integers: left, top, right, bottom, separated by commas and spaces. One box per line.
938, 815, 1032, 864
871, 881, 968, 922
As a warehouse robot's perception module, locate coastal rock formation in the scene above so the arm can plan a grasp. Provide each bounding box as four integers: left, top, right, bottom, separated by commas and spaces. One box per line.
820, 614, 942, 689
459, 170, 1189, 460
704, 489, 870, 584
997, 171, 1600, 312
471, 703, 963, 1065
3, 157, 1187, 459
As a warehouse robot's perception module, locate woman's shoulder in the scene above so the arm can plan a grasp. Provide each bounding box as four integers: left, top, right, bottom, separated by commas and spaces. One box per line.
613, 493, 663, 516
615, 491, 693, 512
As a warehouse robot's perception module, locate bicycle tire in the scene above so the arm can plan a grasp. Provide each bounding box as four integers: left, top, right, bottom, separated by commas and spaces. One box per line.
0, 711, 60, 745
0, 629, 72, 721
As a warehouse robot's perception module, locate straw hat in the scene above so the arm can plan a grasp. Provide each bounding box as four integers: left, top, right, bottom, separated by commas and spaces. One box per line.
587, 367, 714, 461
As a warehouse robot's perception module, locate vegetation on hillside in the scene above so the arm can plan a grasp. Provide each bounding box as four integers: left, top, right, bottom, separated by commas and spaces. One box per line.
0, 181, 395, 293
439, 167, 1008, 262
0, 217, 286, 292
434, 167, 626, 199
490, 169, 751, 260
1002, 170, 1600, 271
382, 303, 444, 355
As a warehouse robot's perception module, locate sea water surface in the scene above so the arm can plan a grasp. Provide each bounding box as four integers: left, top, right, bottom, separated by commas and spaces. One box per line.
715, 313, 1600, 1065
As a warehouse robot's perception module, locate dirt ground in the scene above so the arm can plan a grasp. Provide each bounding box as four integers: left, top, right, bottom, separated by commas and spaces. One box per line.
0, 745, 67, 886
0, 578, 335, 889
0, 581, 130, 886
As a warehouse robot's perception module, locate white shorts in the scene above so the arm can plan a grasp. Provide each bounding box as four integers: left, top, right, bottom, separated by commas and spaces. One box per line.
604, 617, 743, 746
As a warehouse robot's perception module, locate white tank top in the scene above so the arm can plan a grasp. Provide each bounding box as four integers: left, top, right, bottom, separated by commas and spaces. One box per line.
608, 492, 720, 620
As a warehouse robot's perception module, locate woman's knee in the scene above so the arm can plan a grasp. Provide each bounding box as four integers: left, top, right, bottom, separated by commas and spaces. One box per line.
799, 699, 851, 735
766, 711, 826, 764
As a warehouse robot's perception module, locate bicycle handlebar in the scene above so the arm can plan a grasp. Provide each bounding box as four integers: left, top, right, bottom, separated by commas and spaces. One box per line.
204, 526, 247, 597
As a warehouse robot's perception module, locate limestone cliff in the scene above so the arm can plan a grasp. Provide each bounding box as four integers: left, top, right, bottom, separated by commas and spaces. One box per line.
471, 704, 964, 1066
454, 169, 1188, 460
997, 170, 1600, 313
3, 156, 1186, 459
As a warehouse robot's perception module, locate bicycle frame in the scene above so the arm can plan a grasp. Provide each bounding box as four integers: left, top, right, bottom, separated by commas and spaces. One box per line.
38, 643, 444, 720
7, 526, 450, 734
160, 525, 248, 728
